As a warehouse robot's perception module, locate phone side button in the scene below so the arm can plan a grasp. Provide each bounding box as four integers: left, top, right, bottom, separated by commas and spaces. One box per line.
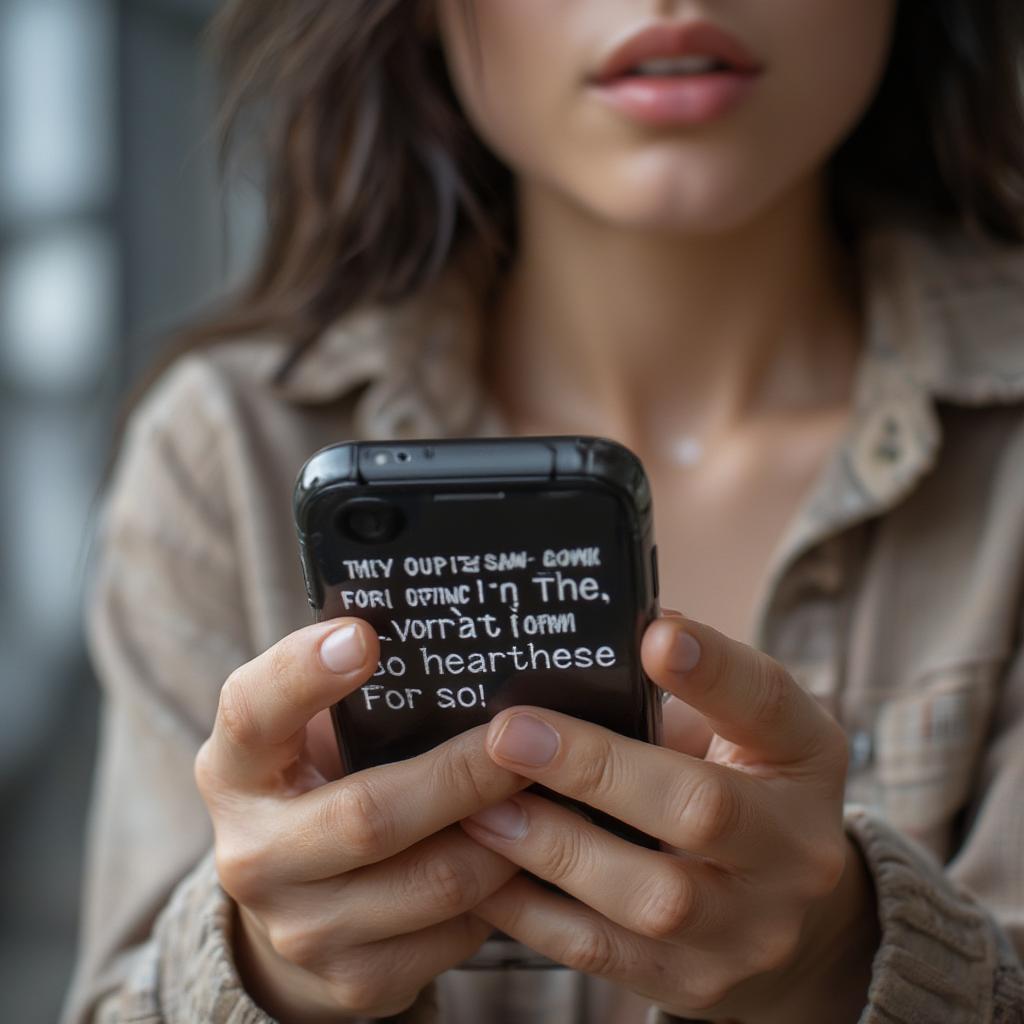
299, 541, 324, 610
650, 544, 660, 599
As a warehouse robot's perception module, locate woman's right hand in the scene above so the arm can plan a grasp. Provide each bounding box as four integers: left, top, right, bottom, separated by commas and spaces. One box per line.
194, 618, 528, 1022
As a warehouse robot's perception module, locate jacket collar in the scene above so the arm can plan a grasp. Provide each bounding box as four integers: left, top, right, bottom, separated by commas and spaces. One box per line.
755, 221, 1024, 627
861, 222, 1024, 405
275, 234, 500, 439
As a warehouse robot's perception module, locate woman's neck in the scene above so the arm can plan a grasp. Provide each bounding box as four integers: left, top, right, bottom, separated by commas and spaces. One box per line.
482, 173, 862, 454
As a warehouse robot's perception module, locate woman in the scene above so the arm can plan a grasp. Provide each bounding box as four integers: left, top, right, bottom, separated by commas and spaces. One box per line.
64, 1, 1024, 1022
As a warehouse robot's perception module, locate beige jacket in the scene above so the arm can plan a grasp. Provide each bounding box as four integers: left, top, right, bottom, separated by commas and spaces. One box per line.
64, 221, 1024, 1023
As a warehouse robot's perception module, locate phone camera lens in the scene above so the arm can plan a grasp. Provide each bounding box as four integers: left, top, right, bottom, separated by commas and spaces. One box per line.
396, 450, 410, 463
339, 500, 404, 544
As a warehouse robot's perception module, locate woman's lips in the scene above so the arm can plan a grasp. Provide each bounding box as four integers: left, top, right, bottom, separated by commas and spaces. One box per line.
588, 20, 762, 127
590, 70, 759, 126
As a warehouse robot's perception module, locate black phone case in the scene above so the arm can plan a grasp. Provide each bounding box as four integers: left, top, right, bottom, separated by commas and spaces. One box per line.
293, 436, 662, 968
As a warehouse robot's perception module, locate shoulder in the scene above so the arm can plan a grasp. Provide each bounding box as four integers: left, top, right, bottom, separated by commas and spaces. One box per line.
107, 347, 251, 534
85, 344, 294, 726
114, 332, 363, 499
123, 335, 293, 452
103, 335, 349, 560
103, 328, 380, 565
98, 349, 253, 582
93, 336, 360, 659
904, 221, 1024, 512
862, 221, 1024, 405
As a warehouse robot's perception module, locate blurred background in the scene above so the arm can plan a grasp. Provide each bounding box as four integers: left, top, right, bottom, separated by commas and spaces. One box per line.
0, 1, 261, 1018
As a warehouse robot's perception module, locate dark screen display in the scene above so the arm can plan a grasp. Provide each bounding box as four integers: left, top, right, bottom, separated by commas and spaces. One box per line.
307, 485, 658, 778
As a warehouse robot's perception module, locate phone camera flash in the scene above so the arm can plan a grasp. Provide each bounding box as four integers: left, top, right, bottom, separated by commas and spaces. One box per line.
373, 452, 390, 466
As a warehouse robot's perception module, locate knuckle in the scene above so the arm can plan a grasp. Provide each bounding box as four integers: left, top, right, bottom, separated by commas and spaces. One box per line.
672, 772, 741, 848
632, 863, 696, 940
193, 739, 218, 796
268, 639, 319, 713
267, 919, 325, 971
749, 659, 791, 729
215, 839, 267, 907
536, 824, 591, 886
334, 977, 401, 1017
267, 641, 296, 690
326, 779, 393, 862
746, 921, 802, 975
431, 740, 489, 808
567, 735, 621, 801
418, 853, 476, 917
825, 721, 851, 775
559, 923, 618, 976
685, 974, 731, 1013
217, 670, 261, 748
802, 837, 847, 898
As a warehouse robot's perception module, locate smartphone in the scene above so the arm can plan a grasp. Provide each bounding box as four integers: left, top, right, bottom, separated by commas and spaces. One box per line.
293, 436, 662, 966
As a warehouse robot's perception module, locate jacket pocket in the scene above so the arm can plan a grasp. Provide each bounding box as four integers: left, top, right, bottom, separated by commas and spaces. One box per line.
871, 662, 999, 844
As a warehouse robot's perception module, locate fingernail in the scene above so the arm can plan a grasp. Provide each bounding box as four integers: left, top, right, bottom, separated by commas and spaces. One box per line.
319, 623, 365, 673
467, 800, 527, 841
490, 713, 560, 767
668, 630, 702, 673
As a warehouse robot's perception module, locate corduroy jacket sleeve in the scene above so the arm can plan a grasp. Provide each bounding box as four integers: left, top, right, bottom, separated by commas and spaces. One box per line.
61, 358, 259, 1022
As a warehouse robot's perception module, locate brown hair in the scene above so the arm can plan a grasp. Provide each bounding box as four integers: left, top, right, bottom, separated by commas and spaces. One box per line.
178, 0, 1024, 376
177, 0, 512, 383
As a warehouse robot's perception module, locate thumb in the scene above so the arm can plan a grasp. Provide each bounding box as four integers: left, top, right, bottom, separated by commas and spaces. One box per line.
641, 613, 839, 765
661, 695, 714, 757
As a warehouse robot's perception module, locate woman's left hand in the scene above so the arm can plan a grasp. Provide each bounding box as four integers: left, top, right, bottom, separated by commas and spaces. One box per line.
460, 613, 879, 1023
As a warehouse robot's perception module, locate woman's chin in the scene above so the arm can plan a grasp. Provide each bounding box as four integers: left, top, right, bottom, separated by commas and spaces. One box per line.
565, 154, 823, 241
564, 163, 778, 239
588, 190, 774, 240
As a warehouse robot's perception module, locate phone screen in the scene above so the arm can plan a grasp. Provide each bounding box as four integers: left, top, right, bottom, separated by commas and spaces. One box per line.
308, 485, 657, 773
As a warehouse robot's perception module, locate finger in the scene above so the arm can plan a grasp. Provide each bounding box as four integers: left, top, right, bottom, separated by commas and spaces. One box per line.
271, 724, 529, 877
658, 610, 713, 757
472, 874, 661, 985
306, 707, 344, 781
284, 828, 520, 945
662, 695, 713, 758
266, 912, 492, 1013
641, 616, 841, 764
481, 708, 775, 865
462, 793, 731, 945
196, 619, 379, 794
336, 913, 494, 999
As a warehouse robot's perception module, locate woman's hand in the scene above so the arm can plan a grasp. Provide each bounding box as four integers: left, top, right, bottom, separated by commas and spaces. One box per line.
460, 613, 879, 1023
194, 619, 528, 1022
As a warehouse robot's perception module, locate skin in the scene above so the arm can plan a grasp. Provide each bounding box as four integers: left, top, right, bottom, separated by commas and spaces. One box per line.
195, 619, 528, 1021
197, 1, 898, 1019
462, 615, 875, 1022
439, 0, 894, 640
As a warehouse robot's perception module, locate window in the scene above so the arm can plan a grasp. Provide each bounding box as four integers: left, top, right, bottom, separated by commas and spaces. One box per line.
0, 1, 257, 1016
